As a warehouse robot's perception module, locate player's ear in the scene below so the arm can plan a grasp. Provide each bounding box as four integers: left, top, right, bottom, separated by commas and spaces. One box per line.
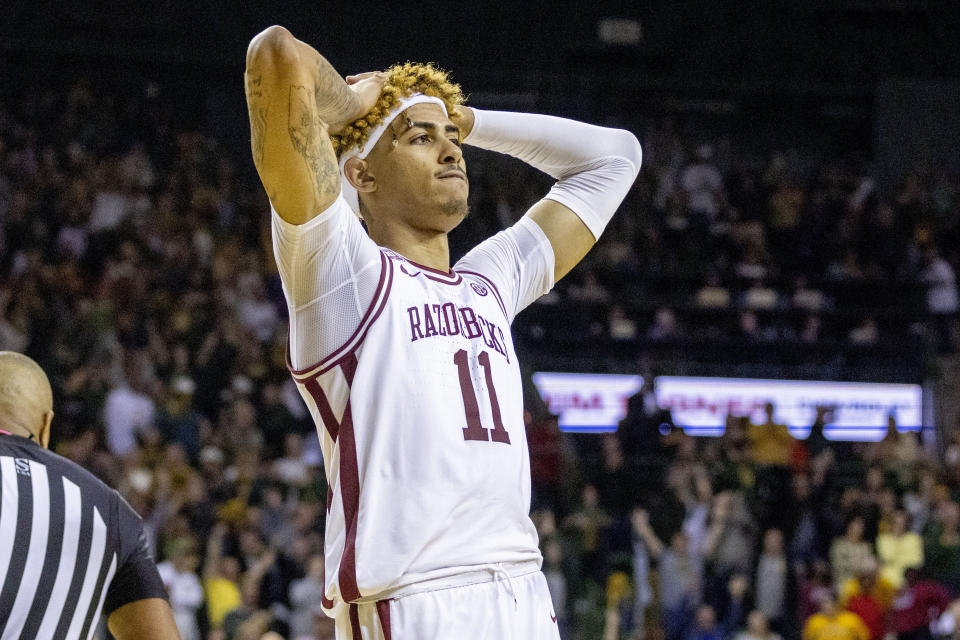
39, 410, 53, 449
343, 157, 376, 194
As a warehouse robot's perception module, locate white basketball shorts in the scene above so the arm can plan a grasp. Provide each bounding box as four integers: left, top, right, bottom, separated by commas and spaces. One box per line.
333, 566, 561, 640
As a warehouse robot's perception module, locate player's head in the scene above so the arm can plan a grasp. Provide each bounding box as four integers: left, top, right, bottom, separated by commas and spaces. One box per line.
334, 63, 468, 234
0, 351, 54, 448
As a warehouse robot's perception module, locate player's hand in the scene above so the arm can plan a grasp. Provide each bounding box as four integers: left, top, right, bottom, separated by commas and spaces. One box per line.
328, 71, 387, 134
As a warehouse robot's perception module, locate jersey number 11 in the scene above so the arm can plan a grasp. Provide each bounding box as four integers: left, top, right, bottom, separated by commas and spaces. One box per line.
453, 349, 511, 444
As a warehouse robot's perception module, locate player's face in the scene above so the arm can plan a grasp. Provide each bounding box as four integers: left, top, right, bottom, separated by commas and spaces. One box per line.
364, 103, 468, 233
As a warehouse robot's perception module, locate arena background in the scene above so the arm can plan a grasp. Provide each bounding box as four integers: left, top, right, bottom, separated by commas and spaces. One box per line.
2, 2, 960, 639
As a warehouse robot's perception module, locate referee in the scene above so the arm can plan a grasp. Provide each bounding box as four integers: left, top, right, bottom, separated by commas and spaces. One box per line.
0, 351, 181, 640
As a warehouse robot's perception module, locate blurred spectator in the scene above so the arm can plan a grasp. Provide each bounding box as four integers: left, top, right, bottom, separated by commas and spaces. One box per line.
680, 144, 724, 223
798, 560, 834, 624
157, 375, 207, 462
157, 536, 204, 640
648, 306, 682, 341
755, 528, 789, 631
288, 554, 326, 640
830, 516, 874, 592
840, 558, 893, 640
920, 244, 958, 353
924, 502, 960, 596
891, 568, 952, 640
740, 278, 780, 311
202, 523, 242, 634
791, 276, 832, 313
695, 271, 732, 309
703, 492, 756, 611
608, 304, 638, 341
904, 468, 938, 535
568, 269, 610, 303
801, 590, 869, 640
633, 507, 703, 640
848, 317, 880, 346
103, 350, 157, 457
871, 415, 924, 489
735, 610, 782, 640
748, 403, 794, 467
685, 604, 722, 640
564, 485, 612, 585
876, 510, 923, 589
543, 538, 569, 634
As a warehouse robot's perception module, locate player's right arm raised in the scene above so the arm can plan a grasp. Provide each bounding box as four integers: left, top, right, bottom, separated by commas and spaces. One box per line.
244, 26, 382, 224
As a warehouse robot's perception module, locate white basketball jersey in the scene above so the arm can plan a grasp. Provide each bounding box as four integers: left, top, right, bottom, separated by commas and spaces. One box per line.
272, 197, 555, 617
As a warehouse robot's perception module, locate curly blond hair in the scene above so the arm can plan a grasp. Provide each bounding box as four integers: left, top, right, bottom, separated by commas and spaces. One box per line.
331, 62, 466, 158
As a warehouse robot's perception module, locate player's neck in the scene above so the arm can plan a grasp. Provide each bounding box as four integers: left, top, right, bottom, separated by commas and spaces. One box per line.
369, 224, 451, 273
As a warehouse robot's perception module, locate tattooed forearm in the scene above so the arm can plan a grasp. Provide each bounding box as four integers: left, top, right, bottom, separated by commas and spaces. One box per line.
288, 85, 340, 200
250, 106, 268, 167
245, 73, 268, 168
311, 56, 361, 128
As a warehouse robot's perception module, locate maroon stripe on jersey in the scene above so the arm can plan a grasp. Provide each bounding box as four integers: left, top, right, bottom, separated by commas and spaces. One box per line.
287, 251, 391, 380
311, 253, 395, 379
459, 270, 509, 322
337, 352, 362, 603
326, 486, 333, 513
303, 376, 340, 442
401, 256, 463, 285
349, 604, 361, 640
423, 272, 463, 285
321, 563, 334, 610
376, 600, 392, 640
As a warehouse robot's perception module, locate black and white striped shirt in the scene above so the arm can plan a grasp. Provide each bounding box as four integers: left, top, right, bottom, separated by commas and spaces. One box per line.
0, 434, 167, 640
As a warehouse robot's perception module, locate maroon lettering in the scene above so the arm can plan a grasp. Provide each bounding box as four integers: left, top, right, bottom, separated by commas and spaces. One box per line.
431, 304, 447, 336
441, 302, 460, 336
422, 304, 438, 337
459, 307, 483, 339
407, 306, 424, 342
481, 317, 506, 357
496, 326, 510, 363
475, 313, 496, 349
454, 349, 487, 441
453, 349, 510, 445
479, 351, 510, 444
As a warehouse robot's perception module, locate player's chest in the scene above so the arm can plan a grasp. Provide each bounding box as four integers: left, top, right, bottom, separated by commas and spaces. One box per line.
378, 262, 513, 363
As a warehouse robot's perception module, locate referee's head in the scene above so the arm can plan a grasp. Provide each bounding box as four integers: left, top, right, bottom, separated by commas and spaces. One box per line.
0, 351, 54, 448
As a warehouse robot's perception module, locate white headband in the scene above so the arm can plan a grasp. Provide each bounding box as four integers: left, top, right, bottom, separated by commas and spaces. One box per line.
339, 93, 448, 215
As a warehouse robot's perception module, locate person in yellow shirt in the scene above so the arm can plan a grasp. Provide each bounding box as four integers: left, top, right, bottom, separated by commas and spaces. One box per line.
839, 559, 895, 611
748, 402, 795, 466
802, 592, 870, 640
203, 523, 243, 631
876, 510, 923, 588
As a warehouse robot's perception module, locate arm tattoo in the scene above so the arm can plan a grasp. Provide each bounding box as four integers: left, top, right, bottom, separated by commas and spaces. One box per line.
250, 106, 268, 167
288, 85, 339, 200
245, 74, 268, 168
311, 56, 360, 125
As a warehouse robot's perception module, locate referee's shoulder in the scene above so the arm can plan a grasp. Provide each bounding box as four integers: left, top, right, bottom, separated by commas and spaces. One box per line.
2, 436, 126, 505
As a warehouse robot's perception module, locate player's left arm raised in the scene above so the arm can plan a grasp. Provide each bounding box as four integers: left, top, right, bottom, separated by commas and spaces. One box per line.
456, 106, 642, 282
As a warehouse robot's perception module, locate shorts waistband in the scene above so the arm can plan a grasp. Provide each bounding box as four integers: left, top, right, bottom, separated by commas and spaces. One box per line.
352, 559, 542, 604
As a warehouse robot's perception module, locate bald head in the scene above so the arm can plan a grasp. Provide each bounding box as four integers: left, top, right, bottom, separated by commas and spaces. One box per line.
0, 351, 54, 446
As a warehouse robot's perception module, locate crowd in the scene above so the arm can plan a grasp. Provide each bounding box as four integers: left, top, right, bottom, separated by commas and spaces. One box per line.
534, 398, 960, 640
0, 78, 958, 640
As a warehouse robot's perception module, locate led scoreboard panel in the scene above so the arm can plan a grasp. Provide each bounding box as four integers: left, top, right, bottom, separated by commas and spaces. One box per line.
532, 372, 924, 441
654, 376, 923, 440
531, 372, 642, 433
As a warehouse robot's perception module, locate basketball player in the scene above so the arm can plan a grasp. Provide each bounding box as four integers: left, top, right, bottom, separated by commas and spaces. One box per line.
244, 25, 641, 639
